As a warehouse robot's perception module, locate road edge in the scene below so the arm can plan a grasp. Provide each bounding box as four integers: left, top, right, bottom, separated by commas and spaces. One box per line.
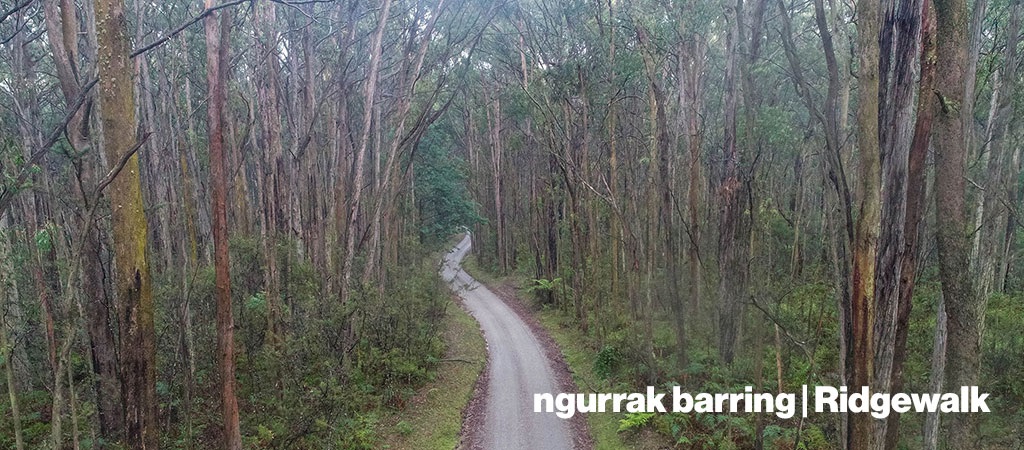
453, 290, 490, 450
487, 281, 595, 450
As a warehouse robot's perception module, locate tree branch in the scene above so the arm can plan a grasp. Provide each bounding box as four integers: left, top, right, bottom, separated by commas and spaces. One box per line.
130, 0, 251, 58
0, 78, 97, 218
0, 0, 34, 27
91, 133, 151, 201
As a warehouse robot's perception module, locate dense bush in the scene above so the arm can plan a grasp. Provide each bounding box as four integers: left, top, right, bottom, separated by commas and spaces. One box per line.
148, 236, 456, 448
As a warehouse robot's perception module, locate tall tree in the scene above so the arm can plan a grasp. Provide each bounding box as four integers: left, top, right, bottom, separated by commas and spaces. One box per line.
718, 0, 745, 366
94, 0, 158, 446
872, 0, 923, 446
850, 0, 881, 447
885, 1, 937, 448
933, 0, 983, 446
204, 1, 241, 448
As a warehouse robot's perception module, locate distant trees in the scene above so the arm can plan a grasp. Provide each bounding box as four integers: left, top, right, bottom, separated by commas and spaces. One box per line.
0, 0, 1021, 447
1, 0, 487, 446
460, 0, 1023, 448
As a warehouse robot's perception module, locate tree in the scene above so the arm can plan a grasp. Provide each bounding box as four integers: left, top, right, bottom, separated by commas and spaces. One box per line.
933, 0, 984, 446
204, 0, 241, 448
887, 1, 938, 448
717, 0, 746, 367
94, 0, 158, 446
849, 0, 881, 447
872, 0, 925, 447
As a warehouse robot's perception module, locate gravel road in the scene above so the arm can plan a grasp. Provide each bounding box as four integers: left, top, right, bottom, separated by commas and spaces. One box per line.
442, 234, 576, 450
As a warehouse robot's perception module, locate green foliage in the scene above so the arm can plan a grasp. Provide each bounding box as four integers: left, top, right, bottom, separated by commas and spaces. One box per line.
983, 292, 1024, 424
334, 414, 379, 449
617, 412, 655, 432
797, 425, 830, 450
414, 126, 483, 246
395, 420, 414, 436
656, 412, 756, 450
245, 291, 266, 313
33, 226, 53, 252
148, 232, 456, 448
593, 345, 621, 380
526, 277, 564, 294
0, 388, 50, 449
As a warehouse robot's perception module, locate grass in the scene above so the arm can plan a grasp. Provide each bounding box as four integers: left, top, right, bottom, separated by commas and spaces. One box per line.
377, 296, 486, 449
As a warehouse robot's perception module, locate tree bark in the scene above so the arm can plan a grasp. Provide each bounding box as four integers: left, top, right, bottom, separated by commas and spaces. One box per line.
254, 0, 285, 354
204, 2, 242, 448
872, 0, 922, 446
851, 0, 881, 447
933, 0, 983, 446
0, 215, 24, 450
922, 293, 947, 450
883, 1, 936, 447
94, 0, 158, 445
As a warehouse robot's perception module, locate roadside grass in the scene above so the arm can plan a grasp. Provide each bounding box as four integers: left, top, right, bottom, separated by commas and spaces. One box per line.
377, 295, 486, 449
534, 308, 671, 450
458, 250, 501, 285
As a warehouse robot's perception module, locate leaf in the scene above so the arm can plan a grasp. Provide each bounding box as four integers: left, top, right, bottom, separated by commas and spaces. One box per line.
618, 412, 655, 432
246, 291, 267, 312
34, 228, 52, 252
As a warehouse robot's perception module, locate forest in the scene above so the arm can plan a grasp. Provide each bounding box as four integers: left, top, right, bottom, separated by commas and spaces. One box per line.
0, 0, 1022, 448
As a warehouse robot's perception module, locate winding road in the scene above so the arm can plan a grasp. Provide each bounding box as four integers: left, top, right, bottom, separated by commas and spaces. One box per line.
442, 234, 575, 450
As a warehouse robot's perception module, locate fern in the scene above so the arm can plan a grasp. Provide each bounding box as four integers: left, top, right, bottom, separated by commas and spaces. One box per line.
526, 277, 563, 293
617, 412, 656, 432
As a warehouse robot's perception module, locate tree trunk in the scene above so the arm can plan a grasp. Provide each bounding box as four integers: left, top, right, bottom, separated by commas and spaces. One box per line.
94, 0, 158, 446
0, 215, 24, 450
972, 0, 1020, 300
933, 0, 983, 446
922, 293, 947, 450
850, 0, 881, 447
883, 2, 936, 447
256, 0, 285, 353
718, 0, 744, 366
341, 0, 393, 292
204, 2, 242, 448
961, 0, 988, 156
683, 35, 704, 316
487, 91, 507, 274
872, 0, 923, 446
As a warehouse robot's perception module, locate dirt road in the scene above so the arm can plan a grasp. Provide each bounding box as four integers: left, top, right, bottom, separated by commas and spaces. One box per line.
442, 234, 576, 449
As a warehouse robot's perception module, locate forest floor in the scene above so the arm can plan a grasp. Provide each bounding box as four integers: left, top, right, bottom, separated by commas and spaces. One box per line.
376, 289, 487, 449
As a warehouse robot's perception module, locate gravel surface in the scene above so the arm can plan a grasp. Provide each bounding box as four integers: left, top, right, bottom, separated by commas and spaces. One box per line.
444, 235, 592, 450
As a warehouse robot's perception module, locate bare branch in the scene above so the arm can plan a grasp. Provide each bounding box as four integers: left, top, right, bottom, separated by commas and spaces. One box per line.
91, 133, 151, 200
0, 78, 97, 218
130, 0, 251, 58
0, 0, 34, 27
